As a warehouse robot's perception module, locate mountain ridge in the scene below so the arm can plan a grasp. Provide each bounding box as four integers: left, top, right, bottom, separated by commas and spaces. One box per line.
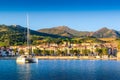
0, 24, 120, 39
38, 26, 89, 38
38, 26, 120, 38
0, 25, 68, 46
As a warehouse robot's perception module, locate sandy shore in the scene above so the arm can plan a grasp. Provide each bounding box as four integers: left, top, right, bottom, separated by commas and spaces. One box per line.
0, 56, 117, 60
35, 56, 117, 60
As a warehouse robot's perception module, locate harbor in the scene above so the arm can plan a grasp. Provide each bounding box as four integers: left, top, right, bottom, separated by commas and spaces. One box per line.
1, 0, 120, 80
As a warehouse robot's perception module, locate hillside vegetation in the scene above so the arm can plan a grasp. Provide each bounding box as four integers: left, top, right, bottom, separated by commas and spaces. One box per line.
0, 25, 67, 46
0, 25, 120, 46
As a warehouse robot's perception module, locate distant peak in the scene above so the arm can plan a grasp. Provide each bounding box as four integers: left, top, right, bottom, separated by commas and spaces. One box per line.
54, 26, 69, 29
100, 27, 109, 30
53, 26, 71, 31
97, 27, 110, 32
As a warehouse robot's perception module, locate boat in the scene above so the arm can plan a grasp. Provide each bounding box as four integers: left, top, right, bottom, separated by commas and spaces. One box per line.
16, 14, 38, 63
16, 55, 38, 63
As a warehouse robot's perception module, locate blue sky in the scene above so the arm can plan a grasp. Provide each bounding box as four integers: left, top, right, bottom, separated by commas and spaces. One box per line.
0, 0, 120, 31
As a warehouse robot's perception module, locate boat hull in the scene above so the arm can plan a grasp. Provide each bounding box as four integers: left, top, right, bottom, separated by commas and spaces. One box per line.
16, 57, 38, 63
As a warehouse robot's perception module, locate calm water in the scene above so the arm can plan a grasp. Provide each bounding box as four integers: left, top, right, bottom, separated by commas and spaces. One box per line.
0, 60, 120, 80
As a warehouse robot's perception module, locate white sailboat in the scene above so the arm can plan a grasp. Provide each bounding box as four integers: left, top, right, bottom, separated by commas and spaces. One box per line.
16, 14, 38, 63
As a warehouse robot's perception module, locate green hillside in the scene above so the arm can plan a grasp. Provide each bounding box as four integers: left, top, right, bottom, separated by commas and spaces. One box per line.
0, 25, 120, 46
0, 25, 67, 46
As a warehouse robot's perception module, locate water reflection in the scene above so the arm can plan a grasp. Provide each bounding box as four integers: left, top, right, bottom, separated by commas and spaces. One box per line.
16, 62, 39, 80
1, 60, 120, 80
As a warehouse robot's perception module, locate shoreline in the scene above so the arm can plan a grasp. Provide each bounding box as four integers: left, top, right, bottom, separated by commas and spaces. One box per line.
36, 56, 117, 60
0, 56, 117, 60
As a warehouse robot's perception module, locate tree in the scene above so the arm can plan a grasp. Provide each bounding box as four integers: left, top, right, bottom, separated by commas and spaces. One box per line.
82, 49, 90, 56
70, 48, 74, 56
55, 38, 63, 47
19, 49, 25, 55
116, 38, 120, 51
102, 47, 108, 55
95, 48, 102, 56
56, 49, 62, 56
33, 48, 42, 56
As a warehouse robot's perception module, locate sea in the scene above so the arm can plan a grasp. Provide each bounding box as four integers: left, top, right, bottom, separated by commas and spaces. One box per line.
0, 60, 120, 80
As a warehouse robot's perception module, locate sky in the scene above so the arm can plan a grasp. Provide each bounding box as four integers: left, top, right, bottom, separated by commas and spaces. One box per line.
0, 0, 120, 31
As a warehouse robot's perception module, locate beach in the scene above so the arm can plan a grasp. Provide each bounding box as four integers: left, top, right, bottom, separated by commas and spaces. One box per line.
36, 56, 117, 60
0, 56, 117, 60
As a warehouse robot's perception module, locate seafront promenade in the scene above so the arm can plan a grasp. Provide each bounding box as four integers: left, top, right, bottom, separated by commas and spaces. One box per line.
36, 56, 117, 60
0, 56, 117, 60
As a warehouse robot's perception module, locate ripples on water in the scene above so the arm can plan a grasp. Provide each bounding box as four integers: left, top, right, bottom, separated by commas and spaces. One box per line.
0, 60, 120, 80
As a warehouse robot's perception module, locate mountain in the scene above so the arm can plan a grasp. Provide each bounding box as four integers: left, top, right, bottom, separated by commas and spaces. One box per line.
0, 25, 66, 38
38, 26, 120, 38
0, 25, 67, 46
92, 27, 120, 38
38, 26, 89, 38
0, 24, 120, 46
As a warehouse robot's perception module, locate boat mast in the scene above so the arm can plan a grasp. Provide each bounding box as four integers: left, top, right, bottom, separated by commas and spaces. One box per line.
27, 14, 30, 54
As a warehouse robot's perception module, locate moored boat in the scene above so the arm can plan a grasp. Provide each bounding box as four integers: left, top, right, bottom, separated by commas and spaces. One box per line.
16, 14, 38, 63
16, 55, 38, 63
